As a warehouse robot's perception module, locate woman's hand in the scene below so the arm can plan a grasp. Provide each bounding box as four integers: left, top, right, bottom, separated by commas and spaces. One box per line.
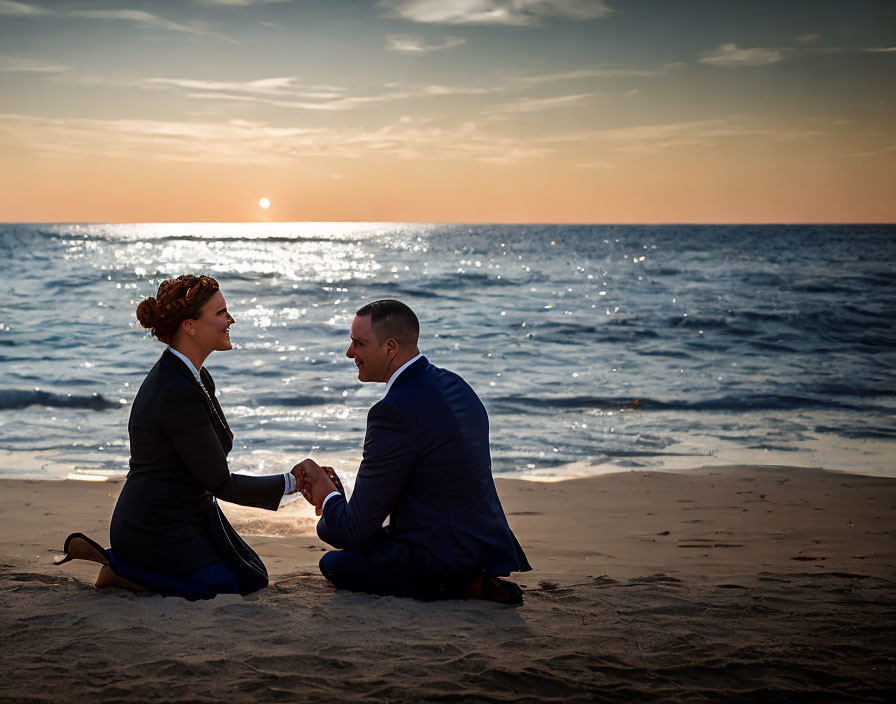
291, 458, 338, 516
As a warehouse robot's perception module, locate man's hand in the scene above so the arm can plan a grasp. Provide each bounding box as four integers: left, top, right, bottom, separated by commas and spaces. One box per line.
291, 458, 339, 516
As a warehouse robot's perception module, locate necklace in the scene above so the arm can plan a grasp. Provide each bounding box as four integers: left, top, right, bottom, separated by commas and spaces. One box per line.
197, 373, 234, 440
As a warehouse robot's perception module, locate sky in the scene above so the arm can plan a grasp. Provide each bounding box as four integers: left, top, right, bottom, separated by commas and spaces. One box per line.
0, 0, 894, 223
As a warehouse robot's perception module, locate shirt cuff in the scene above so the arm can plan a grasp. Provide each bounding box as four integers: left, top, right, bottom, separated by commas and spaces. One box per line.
321, 491, 342, 512
283, 472, 296, 496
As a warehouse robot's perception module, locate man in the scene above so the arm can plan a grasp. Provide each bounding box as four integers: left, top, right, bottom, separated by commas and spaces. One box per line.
293, 300, 531, 603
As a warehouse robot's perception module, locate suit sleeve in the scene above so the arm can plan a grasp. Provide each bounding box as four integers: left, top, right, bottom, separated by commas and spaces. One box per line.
161, 386, 282, 511
318, 400, 415, 551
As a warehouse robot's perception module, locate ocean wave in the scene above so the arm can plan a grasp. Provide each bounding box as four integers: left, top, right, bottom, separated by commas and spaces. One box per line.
117, 234, 354, 244
0, 389, 120, 411
487, 394, 890, 414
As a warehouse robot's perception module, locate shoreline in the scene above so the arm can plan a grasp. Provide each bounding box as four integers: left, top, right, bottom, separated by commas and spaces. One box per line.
2, 465, 895, 702
2, 464, 895, 582
4, 443, 896, 485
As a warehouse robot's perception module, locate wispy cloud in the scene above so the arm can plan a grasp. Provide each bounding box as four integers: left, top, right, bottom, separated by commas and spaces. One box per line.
145, 76, 344, 100
386, 34, 466, 53
0, 112, 555, 165
846, 144, 896, 158
0, 2, 229, 39
0, 0, 48, 16
68, 9, 212, 37
864, 46, 896, 53
380, 0, 614, 27
0, 54, 69, 73
484, 92, 596, 115
147, 75, 501, 111
700, 43, 786, 68
516, 63, 681, 84
197, 0, 290, 5
796, 33, 820, 44
539, 118, 825, 156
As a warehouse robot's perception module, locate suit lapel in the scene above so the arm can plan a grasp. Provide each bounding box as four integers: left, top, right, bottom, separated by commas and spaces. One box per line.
162, 349, 234, 450
199, 366, 234, 446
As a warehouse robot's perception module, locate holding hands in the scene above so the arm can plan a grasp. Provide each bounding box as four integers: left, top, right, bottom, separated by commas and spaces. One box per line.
290, 459, 345, 515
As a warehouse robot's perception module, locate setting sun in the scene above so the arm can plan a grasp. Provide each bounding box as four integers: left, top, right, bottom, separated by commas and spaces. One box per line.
259, 197, 271, 210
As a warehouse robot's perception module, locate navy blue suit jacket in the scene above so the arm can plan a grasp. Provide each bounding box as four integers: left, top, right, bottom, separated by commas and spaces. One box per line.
318, 357, 531, 580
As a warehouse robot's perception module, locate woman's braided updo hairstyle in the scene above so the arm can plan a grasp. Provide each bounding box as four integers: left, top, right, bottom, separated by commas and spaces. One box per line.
136, 275, 220, 344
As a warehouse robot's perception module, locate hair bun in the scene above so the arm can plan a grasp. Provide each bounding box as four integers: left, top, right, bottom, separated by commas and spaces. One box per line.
136, 296, 160, 329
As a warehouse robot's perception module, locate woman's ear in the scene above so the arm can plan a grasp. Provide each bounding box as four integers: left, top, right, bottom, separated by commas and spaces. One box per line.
182, 318, 196, 337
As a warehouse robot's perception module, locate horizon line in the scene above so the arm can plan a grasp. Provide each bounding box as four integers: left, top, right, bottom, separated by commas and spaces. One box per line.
3, 220, 896, 227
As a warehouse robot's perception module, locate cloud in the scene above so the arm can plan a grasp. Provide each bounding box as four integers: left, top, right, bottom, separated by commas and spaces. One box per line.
0, 54, 69, 73
535, 118, 825, 158
0, 2, 228, 39
700, 43, 785, 68
796, 33, 820, 44
0, 112, 555, 165
386, 35, 466, 53
147, 75, 501, 111
516, 63, 680, 84
380, 0, 614, 27
69, 9, 211, 36
846, 145, 896, 158
145, 76, 344, 100
864, 47, 896, 53
0, 0, 48, 16
484, 92, 596, 115
197, 0, 289, 5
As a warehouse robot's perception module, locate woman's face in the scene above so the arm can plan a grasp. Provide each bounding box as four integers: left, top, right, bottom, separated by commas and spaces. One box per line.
189, 290, 235, 353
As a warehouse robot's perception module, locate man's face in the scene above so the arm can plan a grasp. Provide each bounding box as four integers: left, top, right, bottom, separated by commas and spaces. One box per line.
346, 315, 391, 382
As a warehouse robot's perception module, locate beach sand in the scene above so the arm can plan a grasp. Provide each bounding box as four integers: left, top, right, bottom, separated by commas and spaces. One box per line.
1, 466, 894, 702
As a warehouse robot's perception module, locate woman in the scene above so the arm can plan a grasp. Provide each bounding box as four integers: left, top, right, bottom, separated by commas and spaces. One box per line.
57, 275, 296, 599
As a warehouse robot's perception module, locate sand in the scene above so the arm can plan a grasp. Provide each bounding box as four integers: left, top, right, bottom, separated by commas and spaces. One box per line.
1, 465, 895, 702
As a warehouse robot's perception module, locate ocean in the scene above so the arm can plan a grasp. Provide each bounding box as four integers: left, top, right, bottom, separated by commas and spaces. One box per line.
1, 223, 894, 484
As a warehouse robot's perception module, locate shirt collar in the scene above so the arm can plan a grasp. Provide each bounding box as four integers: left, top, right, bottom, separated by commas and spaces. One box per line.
385, 353, 424, 394
167, 346, 201, 381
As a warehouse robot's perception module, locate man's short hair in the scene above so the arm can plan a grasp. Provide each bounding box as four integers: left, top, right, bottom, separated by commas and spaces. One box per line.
356, 299, 419, 346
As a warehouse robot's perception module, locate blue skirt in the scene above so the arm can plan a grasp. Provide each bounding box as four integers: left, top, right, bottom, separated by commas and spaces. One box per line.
106, 549, 247, 601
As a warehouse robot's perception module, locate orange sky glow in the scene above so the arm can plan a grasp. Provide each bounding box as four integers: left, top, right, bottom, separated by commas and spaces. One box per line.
1, 0, 894, 223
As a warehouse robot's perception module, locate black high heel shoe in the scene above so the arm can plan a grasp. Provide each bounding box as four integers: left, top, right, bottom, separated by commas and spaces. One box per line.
55, 533, 147, 592
53, 532, 109, 566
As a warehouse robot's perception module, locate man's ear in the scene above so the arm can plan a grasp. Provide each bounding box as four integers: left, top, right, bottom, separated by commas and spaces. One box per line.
385, 337, 399, 358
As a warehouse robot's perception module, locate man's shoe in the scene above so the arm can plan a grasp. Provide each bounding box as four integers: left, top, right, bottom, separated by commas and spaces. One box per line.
464, 574, 523, 605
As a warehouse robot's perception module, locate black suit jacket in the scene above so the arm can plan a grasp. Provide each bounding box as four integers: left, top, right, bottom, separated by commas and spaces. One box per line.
110, 349, 283, 582
318, 357, 531, 580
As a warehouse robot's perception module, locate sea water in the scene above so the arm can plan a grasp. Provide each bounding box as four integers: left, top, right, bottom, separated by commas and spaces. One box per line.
1, 223, 894, 482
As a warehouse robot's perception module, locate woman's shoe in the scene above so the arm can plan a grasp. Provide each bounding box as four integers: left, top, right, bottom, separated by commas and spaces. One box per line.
94, 565, 147, 593
53, 532, 110, 566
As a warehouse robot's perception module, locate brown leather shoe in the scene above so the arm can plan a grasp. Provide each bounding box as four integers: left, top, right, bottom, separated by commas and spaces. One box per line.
94, 565, 147, 593
464, 574, 524, 605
